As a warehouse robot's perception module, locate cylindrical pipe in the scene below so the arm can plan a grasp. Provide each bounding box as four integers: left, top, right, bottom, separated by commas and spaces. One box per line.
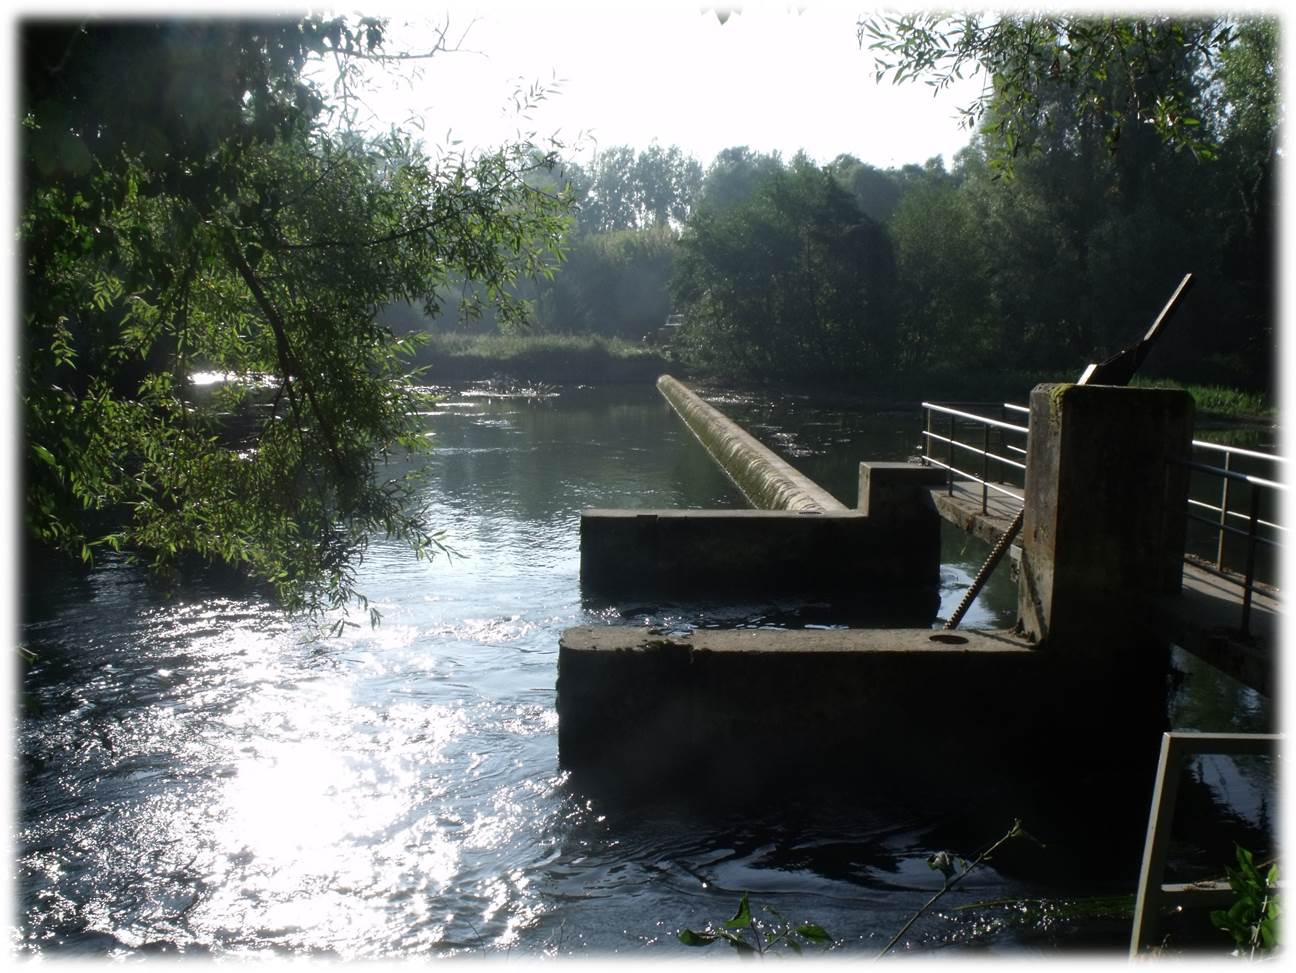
657, 375, 847, 513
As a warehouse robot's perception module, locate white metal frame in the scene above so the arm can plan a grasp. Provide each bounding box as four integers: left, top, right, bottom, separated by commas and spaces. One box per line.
1130, 731, 1282, 956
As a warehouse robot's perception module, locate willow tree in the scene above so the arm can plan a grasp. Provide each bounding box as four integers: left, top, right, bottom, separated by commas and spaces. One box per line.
858, 14, 1241, 169
21, 17, 571, 628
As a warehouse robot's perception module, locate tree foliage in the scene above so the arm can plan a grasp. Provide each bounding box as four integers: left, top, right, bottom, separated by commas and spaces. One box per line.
666, 16, 1276, 394
672, 154, 895, 378
566, 143, 703, 232
537, 225, 679, 339
22, 17, 569, 626
858, 13, 1241, 170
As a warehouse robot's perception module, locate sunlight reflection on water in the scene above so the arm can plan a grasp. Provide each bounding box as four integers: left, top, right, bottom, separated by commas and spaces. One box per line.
19, 384, 1272, 959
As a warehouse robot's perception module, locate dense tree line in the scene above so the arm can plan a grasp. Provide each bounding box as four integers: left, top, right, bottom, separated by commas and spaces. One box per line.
664, 16, 1277, 389
672, 152, 896, 377
451, 15, 1276, 394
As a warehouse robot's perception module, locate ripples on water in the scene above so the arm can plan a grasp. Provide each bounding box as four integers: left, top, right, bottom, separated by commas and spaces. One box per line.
17, 384, 1274, 958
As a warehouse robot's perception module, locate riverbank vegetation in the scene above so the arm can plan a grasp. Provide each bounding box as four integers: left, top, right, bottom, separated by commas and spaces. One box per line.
396, 16, 1276, 410
20, 18, 570, 622
414, 331, 669, 384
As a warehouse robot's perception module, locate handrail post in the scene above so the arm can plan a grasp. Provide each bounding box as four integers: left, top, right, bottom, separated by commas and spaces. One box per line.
1241, 486, 1261, 636
947, 414, 955, 496
981, 421, 990, 513
1216, 450, 1233, 571
998, 405, 1007, 485
924, 406, 932, 468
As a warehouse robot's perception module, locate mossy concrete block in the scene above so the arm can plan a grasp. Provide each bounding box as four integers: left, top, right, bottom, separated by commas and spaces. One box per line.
1018, 383, 1194, 656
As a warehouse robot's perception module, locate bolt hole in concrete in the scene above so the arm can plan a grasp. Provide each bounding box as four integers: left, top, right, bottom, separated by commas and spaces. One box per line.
929, 633, 969, 644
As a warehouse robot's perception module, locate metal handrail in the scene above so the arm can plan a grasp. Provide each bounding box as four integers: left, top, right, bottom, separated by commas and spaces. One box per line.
922, 456, 1028, 502
1182, 460, 1285, 493
923, 431, 1027, 472
1193, 439, 1288, 464
1186, 509, 1282, 548
1174, 443, 1284, 636
920, 402, 1029, 515
924, 400, 1283, 635
921, 401, 1030, 435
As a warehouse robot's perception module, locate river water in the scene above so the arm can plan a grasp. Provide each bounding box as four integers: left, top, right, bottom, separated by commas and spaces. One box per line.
16, 382, 1275, 958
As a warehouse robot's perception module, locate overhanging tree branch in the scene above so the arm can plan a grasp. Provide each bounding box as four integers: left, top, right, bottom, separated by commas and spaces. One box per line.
221, 228, 351, 482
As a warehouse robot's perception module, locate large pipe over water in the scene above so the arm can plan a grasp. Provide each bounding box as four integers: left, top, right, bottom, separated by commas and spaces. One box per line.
657, 375, 847, 513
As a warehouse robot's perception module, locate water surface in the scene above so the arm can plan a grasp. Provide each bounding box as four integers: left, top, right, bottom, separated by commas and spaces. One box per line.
17, 383, 1274, 958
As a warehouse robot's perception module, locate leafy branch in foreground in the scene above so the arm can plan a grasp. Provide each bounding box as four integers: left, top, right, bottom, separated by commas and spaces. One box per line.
1211, 845, 1281, 958
679, 893, 833, 955
857, 13, 1242, 170
22, 18, 571, 629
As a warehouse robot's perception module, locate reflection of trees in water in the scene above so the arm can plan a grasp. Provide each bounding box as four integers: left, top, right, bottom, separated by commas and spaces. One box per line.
1163, 755, 1277, 886
1164, 648, 1278, 885
1170, 648, 1272, 735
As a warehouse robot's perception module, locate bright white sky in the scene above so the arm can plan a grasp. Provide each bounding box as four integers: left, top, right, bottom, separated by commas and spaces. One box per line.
346, 1, 989, 171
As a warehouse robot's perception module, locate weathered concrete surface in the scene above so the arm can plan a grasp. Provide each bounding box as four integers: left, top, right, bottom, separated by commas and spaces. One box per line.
1018, 384, 1194, 659
657, 374, 846, 512
559, 384, 1197, 788
579, 508, 941, 611
859, 461, 948, 521
580, 380, 948, 606
556, 625, 1167, 786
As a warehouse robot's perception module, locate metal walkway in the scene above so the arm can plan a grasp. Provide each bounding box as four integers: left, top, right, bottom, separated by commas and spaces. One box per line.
922, 402, 1282, 698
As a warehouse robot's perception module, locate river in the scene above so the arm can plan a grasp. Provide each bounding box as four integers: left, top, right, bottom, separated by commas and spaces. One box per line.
15, 382, 1275, 958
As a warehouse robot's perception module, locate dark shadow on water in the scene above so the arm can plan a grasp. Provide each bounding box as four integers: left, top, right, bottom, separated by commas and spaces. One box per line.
579, 588, 943, 631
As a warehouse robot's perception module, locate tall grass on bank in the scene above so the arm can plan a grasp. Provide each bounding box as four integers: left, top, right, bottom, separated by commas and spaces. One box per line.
421, 331, 653, 361
1132, 378, 1274, 420
409, 332, 1275, 424
413, 331, 670, 384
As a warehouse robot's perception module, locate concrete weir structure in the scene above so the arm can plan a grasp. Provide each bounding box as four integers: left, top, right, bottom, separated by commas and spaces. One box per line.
560, 380, 1195, 779
580, 376, 947, 602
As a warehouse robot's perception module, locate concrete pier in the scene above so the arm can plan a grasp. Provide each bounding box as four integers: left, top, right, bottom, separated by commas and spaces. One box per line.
580, 504, 943, 604
557, 625, 1042, 780
1017, 383, 1194, 655
581, 376, 947, 602
580, 458, 948, 602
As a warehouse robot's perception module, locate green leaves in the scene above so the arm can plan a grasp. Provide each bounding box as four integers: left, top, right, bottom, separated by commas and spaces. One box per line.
678, 893, 834, 955
672, 154, 896, 379
724, 892, 753, 930
858, 13, 1251, 173
676, 928, 719, 948
21, 17, 572, 632
1210, 845, 1281, 957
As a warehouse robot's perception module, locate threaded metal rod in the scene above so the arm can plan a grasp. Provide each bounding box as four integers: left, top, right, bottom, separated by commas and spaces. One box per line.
944, 510, 1023, 630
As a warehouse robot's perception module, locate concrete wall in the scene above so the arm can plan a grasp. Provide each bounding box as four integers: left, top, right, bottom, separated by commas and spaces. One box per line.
580, 377, 948, 606
559, 382, 1192, 789
1018, 383, 1194, 656
579, 506, 942, 615
557, 626, 1039, 771
554, 625, 1170, 791
657, 374, 846, 512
